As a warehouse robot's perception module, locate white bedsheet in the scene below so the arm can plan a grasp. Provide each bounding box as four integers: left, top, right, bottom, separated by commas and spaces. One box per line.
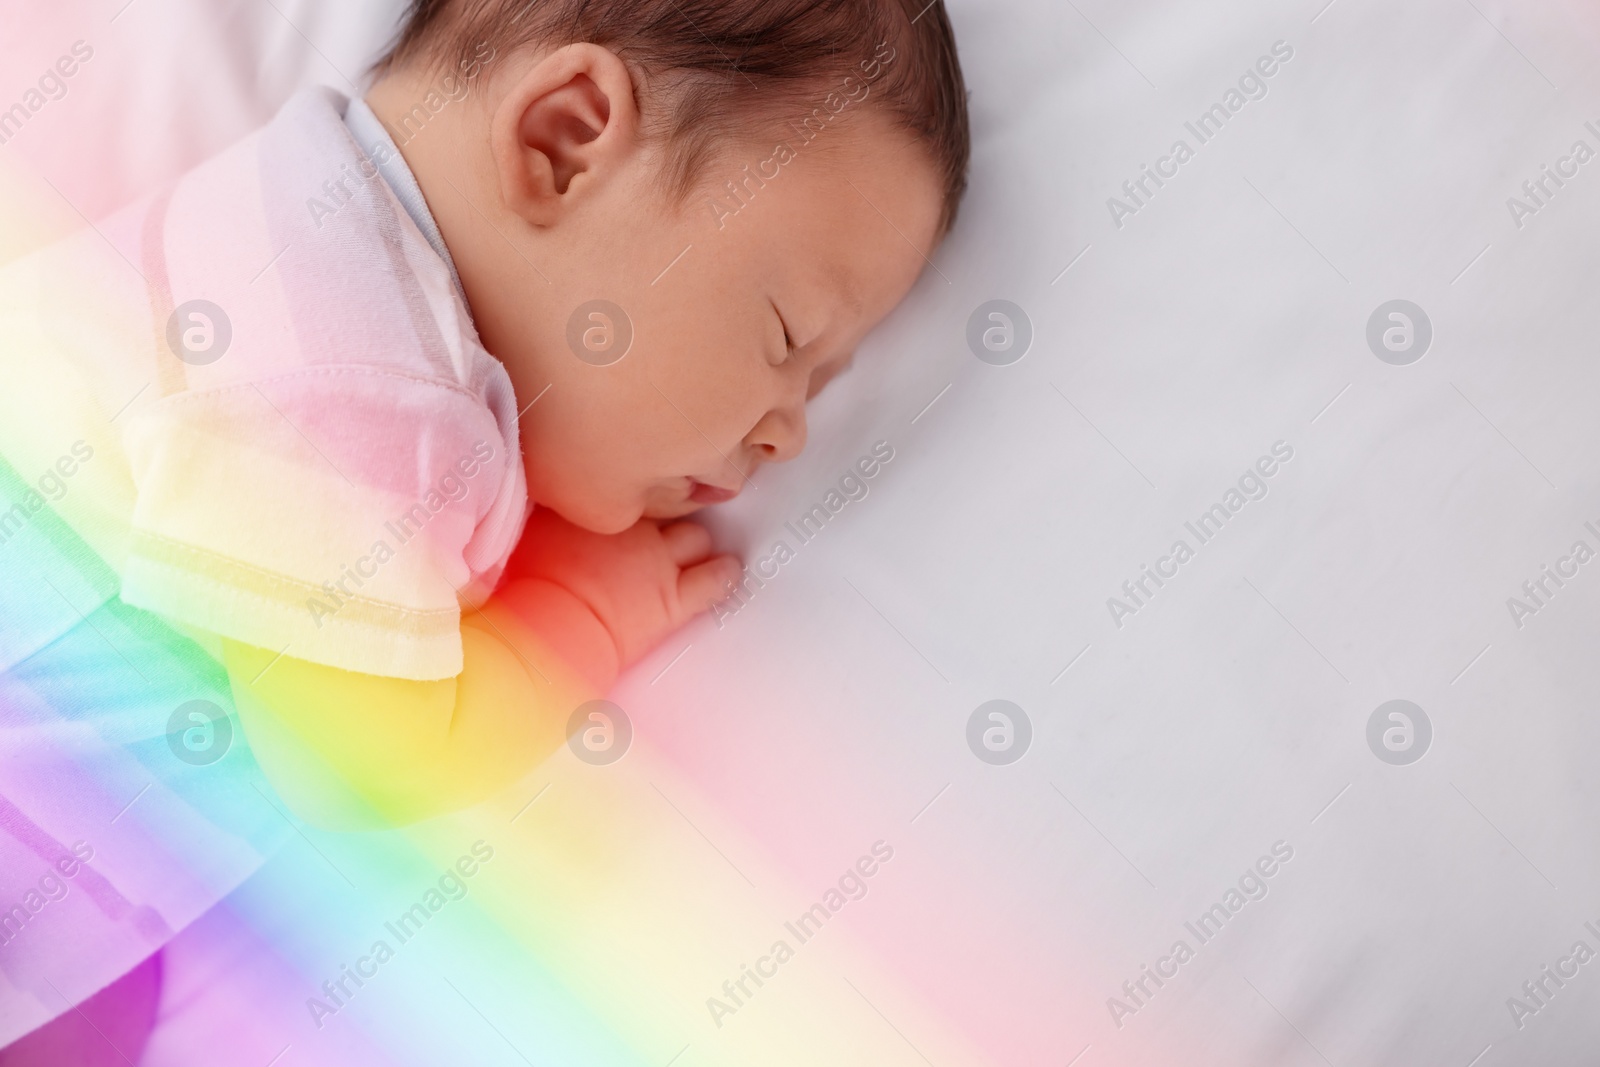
663, 1, 1600, 1061
8, 1, 1600, 1064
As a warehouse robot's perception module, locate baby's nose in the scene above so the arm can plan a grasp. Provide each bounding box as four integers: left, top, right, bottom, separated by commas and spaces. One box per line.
746, 405, 807, 464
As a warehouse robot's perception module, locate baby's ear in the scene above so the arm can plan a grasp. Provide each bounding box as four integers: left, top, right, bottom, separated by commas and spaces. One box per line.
491, 43, 641, 226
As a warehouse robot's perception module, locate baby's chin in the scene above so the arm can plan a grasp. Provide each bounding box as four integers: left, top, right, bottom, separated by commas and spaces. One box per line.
544, 483, 705, 533
528, 478, 665, 531
641, 497, 706, 523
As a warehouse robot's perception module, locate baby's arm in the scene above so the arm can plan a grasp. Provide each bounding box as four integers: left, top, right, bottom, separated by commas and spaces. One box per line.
222, 512, 738, 829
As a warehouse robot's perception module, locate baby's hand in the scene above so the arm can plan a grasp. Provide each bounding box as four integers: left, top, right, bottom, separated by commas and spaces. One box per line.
504, 509, 742, 668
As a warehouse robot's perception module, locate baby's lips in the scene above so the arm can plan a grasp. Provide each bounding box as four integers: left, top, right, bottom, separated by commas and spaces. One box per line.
689, 480, 741, 505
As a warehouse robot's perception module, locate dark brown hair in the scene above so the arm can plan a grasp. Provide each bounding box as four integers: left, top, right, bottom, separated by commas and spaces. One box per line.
373, 0, 970, 231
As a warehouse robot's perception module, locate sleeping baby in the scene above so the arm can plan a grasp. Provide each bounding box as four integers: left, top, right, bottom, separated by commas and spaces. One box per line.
0, 0, 969, 829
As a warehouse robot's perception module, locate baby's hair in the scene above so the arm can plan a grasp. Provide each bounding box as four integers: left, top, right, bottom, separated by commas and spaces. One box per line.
373, 0, 970, 231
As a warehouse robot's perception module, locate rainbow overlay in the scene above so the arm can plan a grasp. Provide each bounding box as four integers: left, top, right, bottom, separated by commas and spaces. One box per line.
0, 79, 1021, 1067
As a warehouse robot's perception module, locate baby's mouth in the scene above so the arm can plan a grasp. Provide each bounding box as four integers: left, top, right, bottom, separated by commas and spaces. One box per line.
688, 480, 741, 505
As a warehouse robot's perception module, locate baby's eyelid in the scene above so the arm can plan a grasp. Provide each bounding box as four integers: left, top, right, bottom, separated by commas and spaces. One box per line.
772, 307, 799, 364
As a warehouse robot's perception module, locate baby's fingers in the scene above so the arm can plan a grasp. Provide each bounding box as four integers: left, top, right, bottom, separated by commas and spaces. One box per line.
677, 554, 743, 618
659, 520, 714, 566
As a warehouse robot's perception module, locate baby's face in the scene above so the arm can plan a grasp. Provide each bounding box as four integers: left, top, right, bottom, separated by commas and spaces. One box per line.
495, 114, 945, 534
